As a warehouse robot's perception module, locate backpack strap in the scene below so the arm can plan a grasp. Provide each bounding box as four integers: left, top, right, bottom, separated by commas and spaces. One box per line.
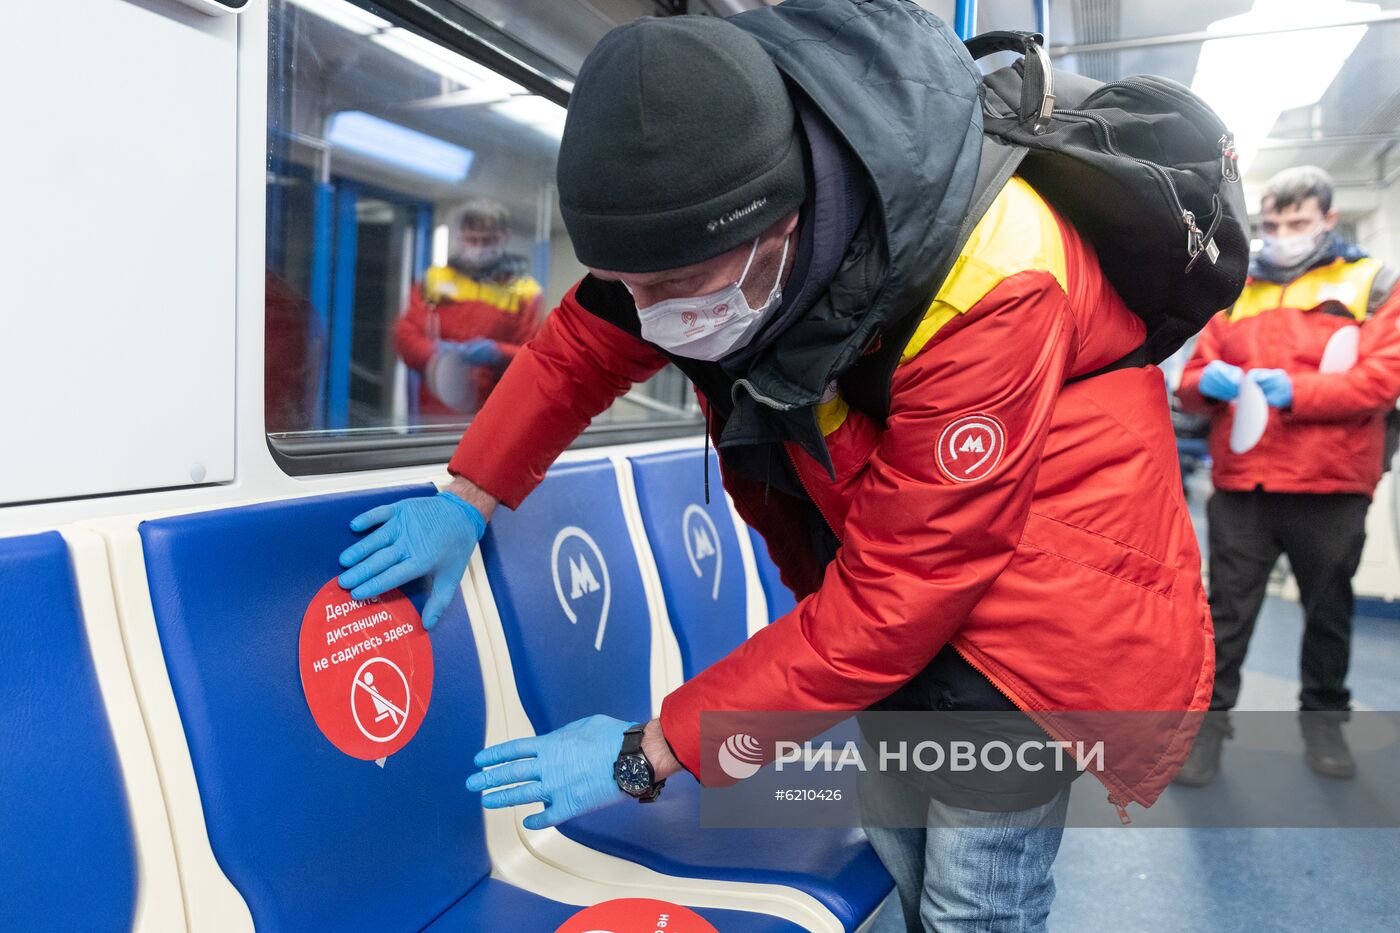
964, 31, 1055, 134
1063, 343, 1150, 385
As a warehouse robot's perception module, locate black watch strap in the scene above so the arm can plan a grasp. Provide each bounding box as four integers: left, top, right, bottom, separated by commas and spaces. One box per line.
620, 723, 645, 756
639, 777, 666, 803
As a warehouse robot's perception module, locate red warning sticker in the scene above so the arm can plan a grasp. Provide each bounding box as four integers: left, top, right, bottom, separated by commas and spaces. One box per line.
299, 577, 433, 760
554, 899, 718, 933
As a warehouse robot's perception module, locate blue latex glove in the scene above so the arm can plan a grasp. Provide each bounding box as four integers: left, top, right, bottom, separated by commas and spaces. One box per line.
337, 491, 486, 630
466, 714, 630, 830
456, 337, 504, 366
1249, 368, 1293, 409
435, 340, 470, 358
1199, 360, 1245, 401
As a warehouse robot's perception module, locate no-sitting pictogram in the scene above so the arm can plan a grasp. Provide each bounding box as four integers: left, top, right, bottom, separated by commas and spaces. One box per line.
351, 657, 411, 744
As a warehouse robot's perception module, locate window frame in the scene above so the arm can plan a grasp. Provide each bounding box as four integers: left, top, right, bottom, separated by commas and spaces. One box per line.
264, 0, 703, 477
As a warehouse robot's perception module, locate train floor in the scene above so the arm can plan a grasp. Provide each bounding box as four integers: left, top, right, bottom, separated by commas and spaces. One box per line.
868, 478, 1400, 933
1050, 596, 1400, 933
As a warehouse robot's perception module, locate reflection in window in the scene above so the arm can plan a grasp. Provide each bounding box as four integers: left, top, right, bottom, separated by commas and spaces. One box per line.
264, 0, 699, 461
395, 199, 543, 420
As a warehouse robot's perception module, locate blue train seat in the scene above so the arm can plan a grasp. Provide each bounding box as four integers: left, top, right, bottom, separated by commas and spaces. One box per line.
747, 526, 797, 622
137, 487, 798, 932
0, 532, 138, 933
482, 463, 653, 729
629, 449, 750, 679
482, 460, 893, 930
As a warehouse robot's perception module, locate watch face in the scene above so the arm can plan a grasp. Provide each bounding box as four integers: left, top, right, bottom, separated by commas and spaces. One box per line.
614, 753, 653, 795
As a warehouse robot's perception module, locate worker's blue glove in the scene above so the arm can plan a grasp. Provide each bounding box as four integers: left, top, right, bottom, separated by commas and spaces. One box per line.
1199, 360, 1245, 401
467, 714, 630, 830
337, 491, 486, 630
456, 337, 504, 366
1249, 368, 1293, 409
435, 340, 470, 358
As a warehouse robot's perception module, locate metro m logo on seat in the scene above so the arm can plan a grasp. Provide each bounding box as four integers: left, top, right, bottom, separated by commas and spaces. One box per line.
568, 554, 601, 598
550, 526, 611, 651
682, 504, 723, 600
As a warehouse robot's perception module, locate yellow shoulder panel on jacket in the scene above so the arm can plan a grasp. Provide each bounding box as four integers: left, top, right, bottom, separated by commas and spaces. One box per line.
1227, 280, 1283, 323
1230, 258, 1381, 323
508, 275, 542, 304
423, 266, 540, 313
900, 177, 1068, 363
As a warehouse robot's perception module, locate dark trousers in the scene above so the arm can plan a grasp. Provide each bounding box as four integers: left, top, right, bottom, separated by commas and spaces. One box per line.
1206, 489, 1369, 712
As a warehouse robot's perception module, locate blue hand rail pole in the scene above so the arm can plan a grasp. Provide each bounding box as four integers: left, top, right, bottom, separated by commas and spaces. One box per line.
955, 0, 977, 40
1034, 0, 1050, 40
407, 205, 434, 423
326, 183, 360, 431
307, 181, 335, 431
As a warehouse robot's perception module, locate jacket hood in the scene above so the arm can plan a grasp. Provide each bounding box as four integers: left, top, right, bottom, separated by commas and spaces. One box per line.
726, 0, 984, 411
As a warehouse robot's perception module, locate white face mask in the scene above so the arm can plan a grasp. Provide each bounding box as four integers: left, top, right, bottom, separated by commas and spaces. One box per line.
630, 234, 789, 361
457, 242, 505, 268
1260, 224, 1325, 268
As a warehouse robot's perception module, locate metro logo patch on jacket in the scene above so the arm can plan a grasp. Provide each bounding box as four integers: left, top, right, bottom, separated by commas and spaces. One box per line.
935, 414, 1007, 483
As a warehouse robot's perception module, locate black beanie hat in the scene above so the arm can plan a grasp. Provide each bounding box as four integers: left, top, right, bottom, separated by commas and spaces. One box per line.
557, 15, 807, 273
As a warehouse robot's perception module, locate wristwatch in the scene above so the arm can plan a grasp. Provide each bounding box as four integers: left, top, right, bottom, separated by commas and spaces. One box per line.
613, 723, 666, 803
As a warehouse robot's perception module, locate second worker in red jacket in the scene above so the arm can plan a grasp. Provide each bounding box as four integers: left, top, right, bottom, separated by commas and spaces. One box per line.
337, 6, 1212, 927
1175, 165, 1400, 786
395, 198, 543, 420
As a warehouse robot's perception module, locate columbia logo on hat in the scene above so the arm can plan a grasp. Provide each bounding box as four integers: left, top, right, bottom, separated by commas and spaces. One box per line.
706, 197, 768, 233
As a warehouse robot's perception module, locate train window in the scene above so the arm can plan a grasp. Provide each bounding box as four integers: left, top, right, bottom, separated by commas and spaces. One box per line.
265, 0, 701, 474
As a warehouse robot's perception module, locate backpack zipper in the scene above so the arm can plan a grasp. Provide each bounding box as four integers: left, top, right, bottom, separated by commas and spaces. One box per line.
1053, 73, 1237, 271
1050, 108, 1187, 215
1048, 107, 1218, 270
1220, 132, 1240, 184
1107, 75, 1229, 142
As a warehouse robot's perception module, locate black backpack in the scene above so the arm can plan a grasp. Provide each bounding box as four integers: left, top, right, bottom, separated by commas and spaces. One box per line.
843, 31, 1249, 421
964, 31, 1249, 368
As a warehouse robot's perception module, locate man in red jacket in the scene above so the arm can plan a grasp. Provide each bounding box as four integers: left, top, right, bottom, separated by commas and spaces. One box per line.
395, 198, 543, 419
1175, 166, 1400, 785
337, 6, 1211, 928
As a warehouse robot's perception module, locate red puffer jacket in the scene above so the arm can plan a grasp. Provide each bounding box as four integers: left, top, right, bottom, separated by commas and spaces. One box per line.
1177, 258, 1400, 497
451, 179, 1212, 811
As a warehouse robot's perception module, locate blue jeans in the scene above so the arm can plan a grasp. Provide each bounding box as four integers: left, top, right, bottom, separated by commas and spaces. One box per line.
862, 779, 1071, 932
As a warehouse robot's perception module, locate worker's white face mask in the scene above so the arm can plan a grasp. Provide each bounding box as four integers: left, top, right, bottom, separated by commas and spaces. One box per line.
457, 242, 505, 268
630, 234, 789, 361
1260, 223, 1324, 268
